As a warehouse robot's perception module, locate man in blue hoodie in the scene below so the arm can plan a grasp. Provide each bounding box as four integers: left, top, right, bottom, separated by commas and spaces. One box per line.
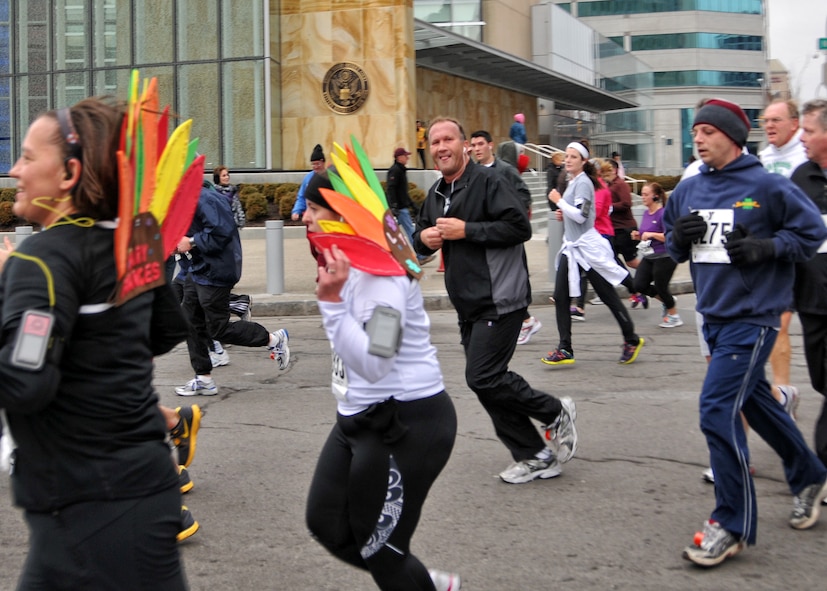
664, 98, 827, 568
174, 185, 290, 396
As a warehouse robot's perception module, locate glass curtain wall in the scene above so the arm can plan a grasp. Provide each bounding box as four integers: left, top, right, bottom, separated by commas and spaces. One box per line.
0, 0, 272, 173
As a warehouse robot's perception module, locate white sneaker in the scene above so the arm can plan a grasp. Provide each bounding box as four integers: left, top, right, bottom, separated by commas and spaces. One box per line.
209, 349, 230, 367
499, 457, 562, 484
545, 397, 578, 463
777, 385, 800, 420
517, 316, 542, 345
590, 296, 603, 305
428, 569, 461, 591
702, 467, 715, 483
268, 329, 290, 370
659, 313, 684, 328
175, 377, 218, 397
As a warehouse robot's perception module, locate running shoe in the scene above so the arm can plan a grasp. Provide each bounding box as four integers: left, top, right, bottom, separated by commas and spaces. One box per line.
517, 316, 542, 345
178, 506, 200, 542
171, 405, 202, 468
541, 348, 575, 366
570, 306, 586, 322
790, 477, 827, 529
682, 520, 744, 567
590, 296, 603, 305
179, 465, 193, 494
499, 457, 562, 484
428, 569, 461, 591
659, 314, 684, 328
268, 329, 290, 369
619, 337, 644, 364
777, 385, 800, 421
175, 377, 218, 397
209, 348, 230, 367
544, 396, 578, 463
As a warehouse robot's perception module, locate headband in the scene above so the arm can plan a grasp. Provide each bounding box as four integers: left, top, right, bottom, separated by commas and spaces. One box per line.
566, 142, 589, 160
56, 107, 82, 161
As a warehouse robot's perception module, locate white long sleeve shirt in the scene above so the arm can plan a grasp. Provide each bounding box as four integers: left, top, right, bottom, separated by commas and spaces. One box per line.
318, 269, 445, 416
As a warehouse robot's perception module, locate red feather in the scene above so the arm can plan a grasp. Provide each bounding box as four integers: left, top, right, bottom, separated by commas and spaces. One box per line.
159, 155, 205, 257
308, 233, 406, 276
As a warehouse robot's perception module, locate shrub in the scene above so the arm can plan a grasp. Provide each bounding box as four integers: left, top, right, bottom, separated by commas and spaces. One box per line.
0, 188, 16, 203
0, 201, 17, 226
279, 189, 299, 219
244, 192, 268, 221
262, 183, 279, 202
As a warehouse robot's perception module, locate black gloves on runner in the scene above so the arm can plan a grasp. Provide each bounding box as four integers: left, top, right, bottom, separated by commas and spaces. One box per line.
724, 223, 775, 267
670, 213, 707, 249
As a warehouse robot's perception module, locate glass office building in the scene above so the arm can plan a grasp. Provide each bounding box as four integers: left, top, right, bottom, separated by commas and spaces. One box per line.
0, 0, 275, 173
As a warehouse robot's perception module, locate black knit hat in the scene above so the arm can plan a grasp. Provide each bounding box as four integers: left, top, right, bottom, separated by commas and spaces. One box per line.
304, 171, 333, 211
310, 144, 325, 162
693, 99, 751, 147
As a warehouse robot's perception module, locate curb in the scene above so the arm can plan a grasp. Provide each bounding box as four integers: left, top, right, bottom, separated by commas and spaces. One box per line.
249, 280, 696, 317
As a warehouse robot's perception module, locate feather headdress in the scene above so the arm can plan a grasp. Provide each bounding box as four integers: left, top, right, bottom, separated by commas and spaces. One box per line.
111, 70, 204, 305
307, 136, 424, 280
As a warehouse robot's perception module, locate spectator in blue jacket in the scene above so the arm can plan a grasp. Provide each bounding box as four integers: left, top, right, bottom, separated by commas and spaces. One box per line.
291, 144, 326, 221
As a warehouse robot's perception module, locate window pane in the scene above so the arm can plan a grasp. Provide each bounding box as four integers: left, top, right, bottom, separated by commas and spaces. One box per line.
18, 75, 49, 132
136, 0, 173, 64
178, 0, 217, 61
18, 3, 49, 74
222, 0, 263, 58
94, 0, 131, 67
221, 60, 265, 168
55, 70, 88, 107
93, 67, 131, 97
55, 1, 88, 70
178, 63, 219, 168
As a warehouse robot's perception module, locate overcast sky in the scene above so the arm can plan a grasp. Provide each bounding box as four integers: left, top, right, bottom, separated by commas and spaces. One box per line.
767, 0, 827, 99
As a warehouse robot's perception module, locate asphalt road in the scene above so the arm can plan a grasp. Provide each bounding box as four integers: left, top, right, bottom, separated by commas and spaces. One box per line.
2, 296, 827, 590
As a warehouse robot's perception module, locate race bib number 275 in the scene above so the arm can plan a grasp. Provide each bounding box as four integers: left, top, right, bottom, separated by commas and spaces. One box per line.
691, 209, 734, 264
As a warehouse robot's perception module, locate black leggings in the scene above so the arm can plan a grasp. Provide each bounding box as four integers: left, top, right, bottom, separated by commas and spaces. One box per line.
17, 486, 186, 591
306, 392, 457, 591
633, 255, 678, 310
554, 254, 638, 353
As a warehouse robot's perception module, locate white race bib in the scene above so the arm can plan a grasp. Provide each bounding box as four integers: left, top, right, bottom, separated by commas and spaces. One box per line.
691, 209, 734, 264
331, 346, 349, 402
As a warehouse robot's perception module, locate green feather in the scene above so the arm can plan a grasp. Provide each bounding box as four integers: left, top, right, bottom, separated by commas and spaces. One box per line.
328, 169, 354, 200
350, 135, 388, 211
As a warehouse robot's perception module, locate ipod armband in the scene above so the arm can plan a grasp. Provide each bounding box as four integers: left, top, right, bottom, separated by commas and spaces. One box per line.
11, 310, 55, 371
365, 306, 402, 358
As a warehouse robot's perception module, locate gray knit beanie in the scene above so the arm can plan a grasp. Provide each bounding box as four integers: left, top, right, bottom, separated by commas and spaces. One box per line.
693, 99, 751, 147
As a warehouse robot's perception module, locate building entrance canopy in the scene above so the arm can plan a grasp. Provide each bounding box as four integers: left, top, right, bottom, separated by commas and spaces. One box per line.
414, 20, 637, 112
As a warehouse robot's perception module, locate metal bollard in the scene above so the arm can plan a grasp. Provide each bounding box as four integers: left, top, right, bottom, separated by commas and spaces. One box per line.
15, 226, 33, 246
265, 220, 285, 295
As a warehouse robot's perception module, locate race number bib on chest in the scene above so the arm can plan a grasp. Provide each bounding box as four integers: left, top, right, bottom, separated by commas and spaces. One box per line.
331, 346, 349, 402
691, 209, 734, 264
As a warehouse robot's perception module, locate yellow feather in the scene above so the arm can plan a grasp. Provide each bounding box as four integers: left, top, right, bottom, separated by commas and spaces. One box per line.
330, 152, 386, 221
318, 220, 355, 234
332, 142, 348, 162
150, 119, 192, 224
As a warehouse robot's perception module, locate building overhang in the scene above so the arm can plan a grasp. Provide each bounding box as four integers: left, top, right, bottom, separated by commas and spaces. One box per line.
414, 19, 637, 113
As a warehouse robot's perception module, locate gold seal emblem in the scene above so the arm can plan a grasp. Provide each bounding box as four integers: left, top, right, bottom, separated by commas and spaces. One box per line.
322, 62, 369, 114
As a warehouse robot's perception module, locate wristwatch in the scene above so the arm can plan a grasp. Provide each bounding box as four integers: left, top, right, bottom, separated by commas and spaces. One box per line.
188, 237, 196, 249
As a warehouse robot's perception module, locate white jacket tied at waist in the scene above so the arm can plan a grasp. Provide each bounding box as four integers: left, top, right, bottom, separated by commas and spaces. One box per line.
556, 228, 629, 297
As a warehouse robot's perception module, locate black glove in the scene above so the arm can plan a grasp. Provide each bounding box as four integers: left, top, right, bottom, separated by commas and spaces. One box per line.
671, 213, 707, 249
724, 223, 775, 267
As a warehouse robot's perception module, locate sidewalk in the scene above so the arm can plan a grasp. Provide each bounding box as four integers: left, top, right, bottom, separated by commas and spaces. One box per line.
235, 225, 694, 316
